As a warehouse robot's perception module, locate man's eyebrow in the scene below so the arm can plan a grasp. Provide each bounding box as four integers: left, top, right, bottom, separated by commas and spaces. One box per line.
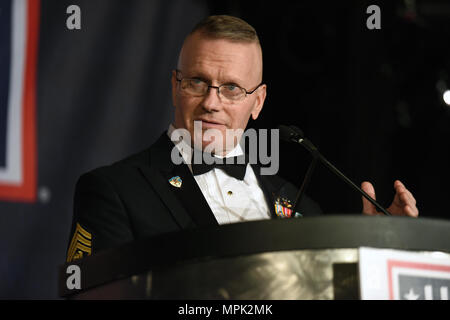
184, 71, 245, 86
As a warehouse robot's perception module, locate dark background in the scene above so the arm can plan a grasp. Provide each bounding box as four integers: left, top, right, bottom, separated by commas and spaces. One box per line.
0, 0, 449, 298
210, 0, 450, 216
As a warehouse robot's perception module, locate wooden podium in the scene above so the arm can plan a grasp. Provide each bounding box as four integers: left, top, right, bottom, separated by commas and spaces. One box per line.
59, 215, 450, 299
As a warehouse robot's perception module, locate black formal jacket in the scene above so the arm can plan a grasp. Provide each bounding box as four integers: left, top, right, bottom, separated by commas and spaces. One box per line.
66, 133, 322, 262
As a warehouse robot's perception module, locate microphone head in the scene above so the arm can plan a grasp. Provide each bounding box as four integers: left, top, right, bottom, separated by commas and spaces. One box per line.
289, 125, 305, 138
278, 124, 301, 142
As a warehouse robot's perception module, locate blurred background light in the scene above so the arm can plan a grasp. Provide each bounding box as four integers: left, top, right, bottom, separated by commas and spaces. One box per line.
443, 90, 450, 105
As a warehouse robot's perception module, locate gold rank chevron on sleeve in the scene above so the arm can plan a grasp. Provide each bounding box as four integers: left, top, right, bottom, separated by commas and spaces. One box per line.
66, 223, 92, 262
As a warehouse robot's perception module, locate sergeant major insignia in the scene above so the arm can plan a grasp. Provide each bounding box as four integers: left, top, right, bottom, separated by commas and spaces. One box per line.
67, 223, 92, 262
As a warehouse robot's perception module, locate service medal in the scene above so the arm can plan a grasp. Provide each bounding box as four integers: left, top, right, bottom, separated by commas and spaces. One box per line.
274, 196, 293, 218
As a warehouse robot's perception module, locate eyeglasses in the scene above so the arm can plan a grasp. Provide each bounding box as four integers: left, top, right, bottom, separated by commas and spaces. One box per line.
175, 69, 263, 102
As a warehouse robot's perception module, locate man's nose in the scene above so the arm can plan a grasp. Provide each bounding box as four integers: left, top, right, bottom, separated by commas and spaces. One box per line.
201, 86, 222, 112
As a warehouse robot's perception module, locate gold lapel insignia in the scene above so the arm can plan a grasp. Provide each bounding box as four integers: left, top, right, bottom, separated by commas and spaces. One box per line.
169, 176, 182, 188
67, 223, 92, 262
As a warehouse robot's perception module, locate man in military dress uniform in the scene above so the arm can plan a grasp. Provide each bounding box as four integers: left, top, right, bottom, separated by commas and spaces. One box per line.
66, 15, 418, 262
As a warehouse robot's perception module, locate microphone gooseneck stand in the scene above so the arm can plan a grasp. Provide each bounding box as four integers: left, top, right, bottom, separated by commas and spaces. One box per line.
279, 125, 391, 216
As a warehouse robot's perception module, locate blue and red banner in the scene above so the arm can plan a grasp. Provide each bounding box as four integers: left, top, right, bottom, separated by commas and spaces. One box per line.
0, 0, 39, 202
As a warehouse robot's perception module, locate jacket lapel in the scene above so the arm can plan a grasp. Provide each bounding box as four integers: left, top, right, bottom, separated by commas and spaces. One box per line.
251, 163, 280, 219
139, 133, 218, 229
168, 162, 219, 227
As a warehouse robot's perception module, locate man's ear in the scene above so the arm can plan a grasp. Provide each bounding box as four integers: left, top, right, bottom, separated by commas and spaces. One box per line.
171, 70, 178, 107
251, 84, 267, 120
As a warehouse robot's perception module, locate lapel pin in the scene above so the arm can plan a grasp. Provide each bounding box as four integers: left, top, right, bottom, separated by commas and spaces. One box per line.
169, 176, 182, 188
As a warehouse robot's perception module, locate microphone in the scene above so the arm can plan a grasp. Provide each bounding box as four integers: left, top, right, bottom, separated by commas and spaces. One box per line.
278, 125, 391, 216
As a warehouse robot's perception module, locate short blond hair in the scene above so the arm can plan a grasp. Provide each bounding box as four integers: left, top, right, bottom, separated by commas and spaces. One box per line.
189, 15, 260, 44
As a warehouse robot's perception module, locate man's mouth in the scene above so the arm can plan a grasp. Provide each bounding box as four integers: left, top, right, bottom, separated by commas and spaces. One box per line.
195, 118, 225, 129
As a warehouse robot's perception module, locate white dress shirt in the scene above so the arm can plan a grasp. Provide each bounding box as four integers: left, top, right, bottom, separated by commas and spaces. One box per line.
167, 125, 272, 225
